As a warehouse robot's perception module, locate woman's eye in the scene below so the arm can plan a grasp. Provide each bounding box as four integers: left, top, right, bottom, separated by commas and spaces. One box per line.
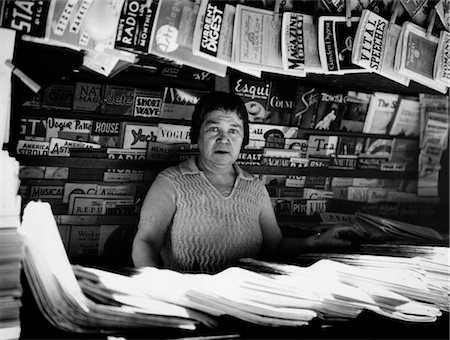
229, 129, 238, 134
209, 127, 219, 133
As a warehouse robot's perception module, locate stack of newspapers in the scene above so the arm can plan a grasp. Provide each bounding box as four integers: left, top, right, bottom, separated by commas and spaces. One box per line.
0, 27, 23, 340
0, 152, 24, 340
21, 201, 449, 335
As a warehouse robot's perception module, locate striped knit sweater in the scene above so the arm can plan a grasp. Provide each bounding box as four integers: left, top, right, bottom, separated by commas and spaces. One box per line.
158, 158, 267, 273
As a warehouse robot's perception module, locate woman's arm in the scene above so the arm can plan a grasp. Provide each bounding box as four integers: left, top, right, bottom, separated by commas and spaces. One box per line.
259, 188, 361, 260
132, 175, 176, 268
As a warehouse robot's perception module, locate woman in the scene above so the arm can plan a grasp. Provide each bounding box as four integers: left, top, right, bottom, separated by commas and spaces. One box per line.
132, 91, 359, 273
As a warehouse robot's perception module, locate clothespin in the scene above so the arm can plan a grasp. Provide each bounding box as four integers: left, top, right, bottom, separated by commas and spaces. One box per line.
346, 0, 352, 27
389, 1, 402, 28
4, 60, 41, 93
273, 0, 282, 23
426, 8, 437, 38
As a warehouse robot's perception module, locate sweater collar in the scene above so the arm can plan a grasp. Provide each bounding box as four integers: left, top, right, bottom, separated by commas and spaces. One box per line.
179, 157, 254, 181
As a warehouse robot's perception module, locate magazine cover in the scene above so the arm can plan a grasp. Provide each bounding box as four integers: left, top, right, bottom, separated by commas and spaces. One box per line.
281, 12, 322, 74
63, 183, 98, 203
102, 85, 134, 115
16, 140, 49, 156
148, 0, 227, 77
352, 9, 410, 86
72, 82, 103, 112
132, 88, 162, 118
0, 0, 54, 37
339, 91, 371, 132
42, 84, 74, 110
89, 119, 122, 148
363, 92, 399, 134
318, 16, 365, 74
20, 117, 47, 141
336, 136, 365, 156
290, 86, 320, 128
433, 30, 450, 88
114, 0, 157, 54
395, 22, 447, 93
156, 123, 191, 144
388, 96, 420, 137
46, 0, 121, 52
313, 91, 347, 131
45, 117, 92, 142
192, 0, 236, 67
390, 138, 419, 171
48, 138, 101, 157
159, 87, 206, 121
68, 225, 100, 257
232, 76, 271, 123
232, 4, 305, 77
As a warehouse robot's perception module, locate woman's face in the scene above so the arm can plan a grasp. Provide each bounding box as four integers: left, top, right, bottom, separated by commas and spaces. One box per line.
198, 109, 244, 168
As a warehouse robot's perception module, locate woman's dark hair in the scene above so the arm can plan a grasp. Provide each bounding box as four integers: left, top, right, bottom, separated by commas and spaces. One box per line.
190, 91, 250, 147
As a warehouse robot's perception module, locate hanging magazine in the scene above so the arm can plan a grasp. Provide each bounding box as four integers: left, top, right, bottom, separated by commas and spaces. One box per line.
149, 0, 227, 77
317, 16, 366, 74
433, 30, 450, 88
352, 9, 410, 86
394, 22, 447, 94
192, 0, 235, 67
232, 5, 305, 77
281, 12, 322, 74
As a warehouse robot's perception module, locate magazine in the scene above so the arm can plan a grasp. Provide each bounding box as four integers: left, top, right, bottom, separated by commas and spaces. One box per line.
317, 16, 366, 75
192, 0, 236, 67
399, 0, 429, 26
313, 91, 347, 131
362, 92, 399, 134
42, 0, 136, 62
281, 12, 322, 74
395, 22, 447, 94
340, 91, 371, 132
433, 30, 450, 88
388, 96, 420, 137
352, 10, 410, 86
148, 0, 227, 77
0, 0, 54, 37
435, 0, 450, 31
290, 86, 320, 128
232, 5, 305, 77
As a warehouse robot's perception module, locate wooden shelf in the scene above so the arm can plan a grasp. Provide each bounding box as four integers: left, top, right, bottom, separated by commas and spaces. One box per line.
16, 156, 418, 179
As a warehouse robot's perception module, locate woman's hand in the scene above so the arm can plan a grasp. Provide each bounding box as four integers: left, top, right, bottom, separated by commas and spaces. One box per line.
316, 225, 364, 249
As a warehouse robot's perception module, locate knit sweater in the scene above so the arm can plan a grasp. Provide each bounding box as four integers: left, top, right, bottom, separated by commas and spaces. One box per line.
154, 158, 271, 273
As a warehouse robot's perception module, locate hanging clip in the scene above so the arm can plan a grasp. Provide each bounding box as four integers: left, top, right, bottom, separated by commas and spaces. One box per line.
4, 60, 41, 93
389, 1, 403, 28
426, 8, 437, 38
346, 0, 352, 27
272, 0, 282, 24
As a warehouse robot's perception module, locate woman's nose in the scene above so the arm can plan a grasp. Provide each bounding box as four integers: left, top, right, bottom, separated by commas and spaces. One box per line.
217, 131, 230, 143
